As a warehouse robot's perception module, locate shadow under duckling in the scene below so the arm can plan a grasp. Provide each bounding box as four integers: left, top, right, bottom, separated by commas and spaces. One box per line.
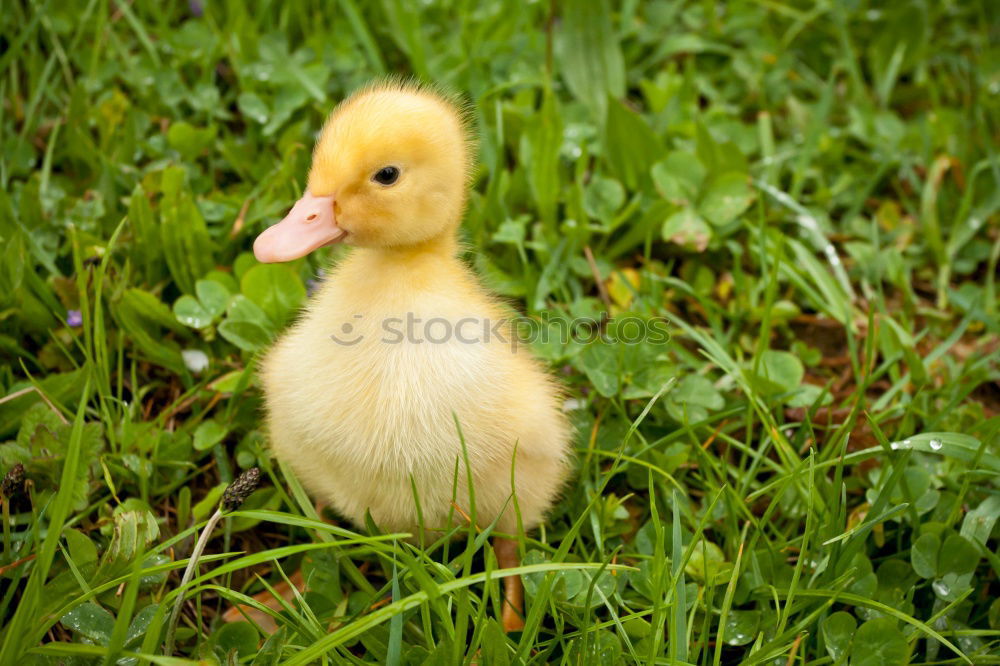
252, 81, 573, 631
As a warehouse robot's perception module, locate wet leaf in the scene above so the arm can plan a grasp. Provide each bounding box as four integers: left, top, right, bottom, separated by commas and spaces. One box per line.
583, 175, 625, 221
672, 375, 724, 411
579, 342, 619, 398
196, 279, 231, 319
565, 630, 622, 664
662, 208, 711, 252
937, 534, 980, 578
173, 295, 213, 329
960, 495, 1000, 547
194, 419, 228, 451
699, 172, 754, 226
238, 91, 270, 124
219, 320, 273, 352
722, 610, 760, 646
850, 617, 909, 665
910, 533, 939, 579
752, 350, 804, 395
684, 539, 731, 583
125, 604, 159, 647
652, 152, 705, 204
60, 602, 115, 645
822, 611, 856, 661
64, 527, 98, 566
167, 121, 216, 160
241, 263, 306, 327
213, 621, 258, 659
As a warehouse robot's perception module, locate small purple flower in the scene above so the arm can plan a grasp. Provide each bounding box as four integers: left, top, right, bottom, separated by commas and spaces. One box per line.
189, 0, 203, 17
67, 310, 83, 328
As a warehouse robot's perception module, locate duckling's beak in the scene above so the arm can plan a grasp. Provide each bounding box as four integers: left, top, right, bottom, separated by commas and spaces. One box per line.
253, 192, 346, 263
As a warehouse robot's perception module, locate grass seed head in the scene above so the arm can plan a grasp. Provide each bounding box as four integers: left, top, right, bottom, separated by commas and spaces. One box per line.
1, 463, 25, 502
222, 467, 260, 512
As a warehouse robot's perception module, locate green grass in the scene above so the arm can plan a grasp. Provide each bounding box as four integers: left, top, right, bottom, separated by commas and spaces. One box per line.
1, 0, 999, 663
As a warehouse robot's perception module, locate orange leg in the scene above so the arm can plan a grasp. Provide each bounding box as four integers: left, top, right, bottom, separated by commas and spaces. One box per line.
222, 502, 329, 632
493, 537, 525, 632
221, 569, 303, 633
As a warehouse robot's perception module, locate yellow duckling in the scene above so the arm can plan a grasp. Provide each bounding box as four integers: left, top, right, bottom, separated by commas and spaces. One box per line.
253, 81, 572, 630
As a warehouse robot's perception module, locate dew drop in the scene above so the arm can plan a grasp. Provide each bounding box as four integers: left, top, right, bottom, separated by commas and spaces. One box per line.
932, 579, 950, 597
929, 438, 943, 451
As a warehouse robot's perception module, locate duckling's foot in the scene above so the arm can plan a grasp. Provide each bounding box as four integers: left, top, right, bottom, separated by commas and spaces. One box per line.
223, 503, 330, 632
221, 569, 304, 633
493, 537, 525, 633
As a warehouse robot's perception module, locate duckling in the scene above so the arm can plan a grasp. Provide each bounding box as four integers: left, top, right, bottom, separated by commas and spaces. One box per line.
253, 81, 572, 630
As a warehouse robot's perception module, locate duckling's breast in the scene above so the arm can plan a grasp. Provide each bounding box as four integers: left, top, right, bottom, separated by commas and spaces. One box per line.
261, 283, 563, 531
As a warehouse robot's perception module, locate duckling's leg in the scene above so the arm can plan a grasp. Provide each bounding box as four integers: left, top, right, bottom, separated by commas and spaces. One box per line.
222, 502, 331, 632
221, 569, 304, 632
493, 537, 525, 632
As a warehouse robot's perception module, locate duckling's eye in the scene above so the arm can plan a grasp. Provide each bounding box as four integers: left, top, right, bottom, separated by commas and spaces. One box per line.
373, 166, 400, 186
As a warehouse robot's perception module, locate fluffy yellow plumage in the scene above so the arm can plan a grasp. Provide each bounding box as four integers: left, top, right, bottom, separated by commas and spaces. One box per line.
255, 82, 572, 542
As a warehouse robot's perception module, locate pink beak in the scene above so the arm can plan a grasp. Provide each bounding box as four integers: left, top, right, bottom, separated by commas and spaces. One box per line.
253, 192, 346, 263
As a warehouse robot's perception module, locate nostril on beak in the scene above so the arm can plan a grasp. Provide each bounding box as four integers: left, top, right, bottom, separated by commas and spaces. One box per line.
306, 214, 318, 221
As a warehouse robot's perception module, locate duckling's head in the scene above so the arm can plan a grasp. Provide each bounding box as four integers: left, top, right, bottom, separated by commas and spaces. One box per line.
254, 82, 472, 261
